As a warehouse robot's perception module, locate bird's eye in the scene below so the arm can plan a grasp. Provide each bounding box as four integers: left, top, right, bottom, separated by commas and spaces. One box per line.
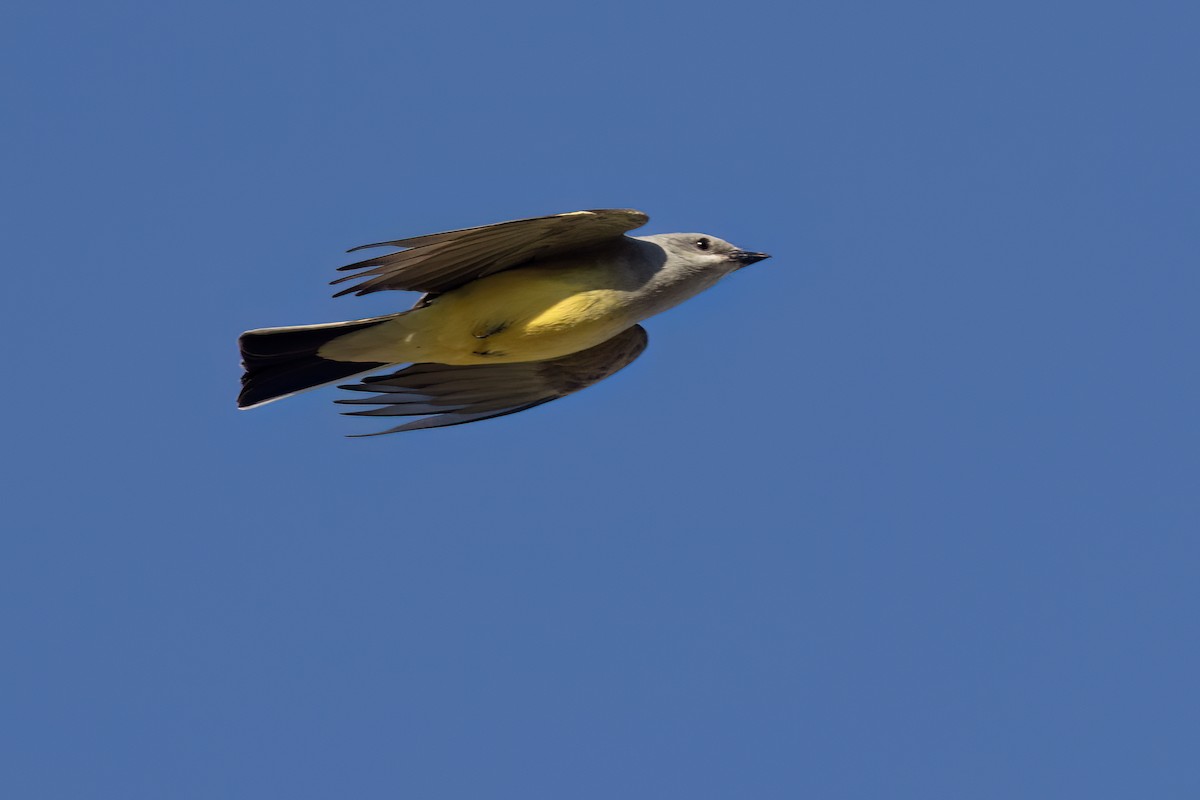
696, 237, 711, 251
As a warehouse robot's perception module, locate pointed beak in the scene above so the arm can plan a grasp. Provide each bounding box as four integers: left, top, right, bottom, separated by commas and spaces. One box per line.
733, 250, 771, 267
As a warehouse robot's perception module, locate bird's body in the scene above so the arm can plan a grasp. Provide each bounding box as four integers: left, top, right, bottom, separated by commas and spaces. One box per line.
238, 210, 769, 434
322, 252, 642, 366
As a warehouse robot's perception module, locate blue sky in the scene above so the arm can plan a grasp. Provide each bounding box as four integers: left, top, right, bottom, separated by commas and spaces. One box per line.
2, 1, 1197, 797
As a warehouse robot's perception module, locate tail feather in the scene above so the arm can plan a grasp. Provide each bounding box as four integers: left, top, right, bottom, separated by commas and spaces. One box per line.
238, 317, 393, 409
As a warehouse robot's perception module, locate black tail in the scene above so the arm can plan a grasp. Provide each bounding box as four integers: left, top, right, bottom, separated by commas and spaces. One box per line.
238, 317, 392, 409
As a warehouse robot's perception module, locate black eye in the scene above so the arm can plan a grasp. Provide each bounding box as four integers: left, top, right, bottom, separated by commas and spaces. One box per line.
696, 237, 711, 251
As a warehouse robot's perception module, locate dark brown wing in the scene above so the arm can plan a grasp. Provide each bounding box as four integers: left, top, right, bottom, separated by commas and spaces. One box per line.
335, 325, 649, 435
330, 209, 649, 297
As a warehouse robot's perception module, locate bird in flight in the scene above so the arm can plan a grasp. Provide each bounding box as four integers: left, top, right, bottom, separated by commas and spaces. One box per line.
238, 209, 770, 435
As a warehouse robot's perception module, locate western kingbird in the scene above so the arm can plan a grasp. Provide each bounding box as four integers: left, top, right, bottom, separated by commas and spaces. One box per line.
238, 209, 770, 435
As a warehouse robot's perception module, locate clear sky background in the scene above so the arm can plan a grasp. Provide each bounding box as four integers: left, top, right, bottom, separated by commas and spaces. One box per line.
2, 1, 1197, 797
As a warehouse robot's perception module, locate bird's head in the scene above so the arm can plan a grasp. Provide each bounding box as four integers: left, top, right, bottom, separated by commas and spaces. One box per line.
648, 233, 771, 275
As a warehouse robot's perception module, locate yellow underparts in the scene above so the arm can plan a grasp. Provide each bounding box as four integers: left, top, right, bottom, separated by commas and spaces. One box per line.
317, 265, 636, 365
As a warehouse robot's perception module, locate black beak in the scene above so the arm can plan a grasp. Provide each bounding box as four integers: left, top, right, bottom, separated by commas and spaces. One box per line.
733, 250, 771, 267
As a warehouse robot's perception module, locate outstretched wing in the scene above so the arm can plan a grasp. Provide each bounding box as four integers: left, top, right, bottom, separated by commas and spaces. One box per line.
336, 325, 649, 435
331, 208, 649, 297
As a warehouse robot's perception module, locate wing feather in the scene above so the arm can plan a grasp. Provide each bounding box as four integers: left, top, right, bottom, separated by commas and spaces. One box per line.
331, 209, 649, 296
336, 325, 649, 435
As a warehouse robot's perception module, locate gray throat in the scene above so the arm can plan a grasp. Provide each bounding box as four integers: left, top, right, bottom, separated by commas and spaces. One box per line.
621, 237, 727, 322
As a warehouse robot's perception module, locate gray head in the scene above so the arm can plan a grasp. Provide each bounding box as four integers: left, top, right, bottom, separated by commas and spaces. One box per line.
639, 233, 770, 274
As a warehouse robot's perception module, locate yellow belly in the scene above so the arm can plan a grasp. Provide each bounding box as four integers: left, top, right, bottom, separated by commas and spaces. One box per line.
319, 265, 635, 365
